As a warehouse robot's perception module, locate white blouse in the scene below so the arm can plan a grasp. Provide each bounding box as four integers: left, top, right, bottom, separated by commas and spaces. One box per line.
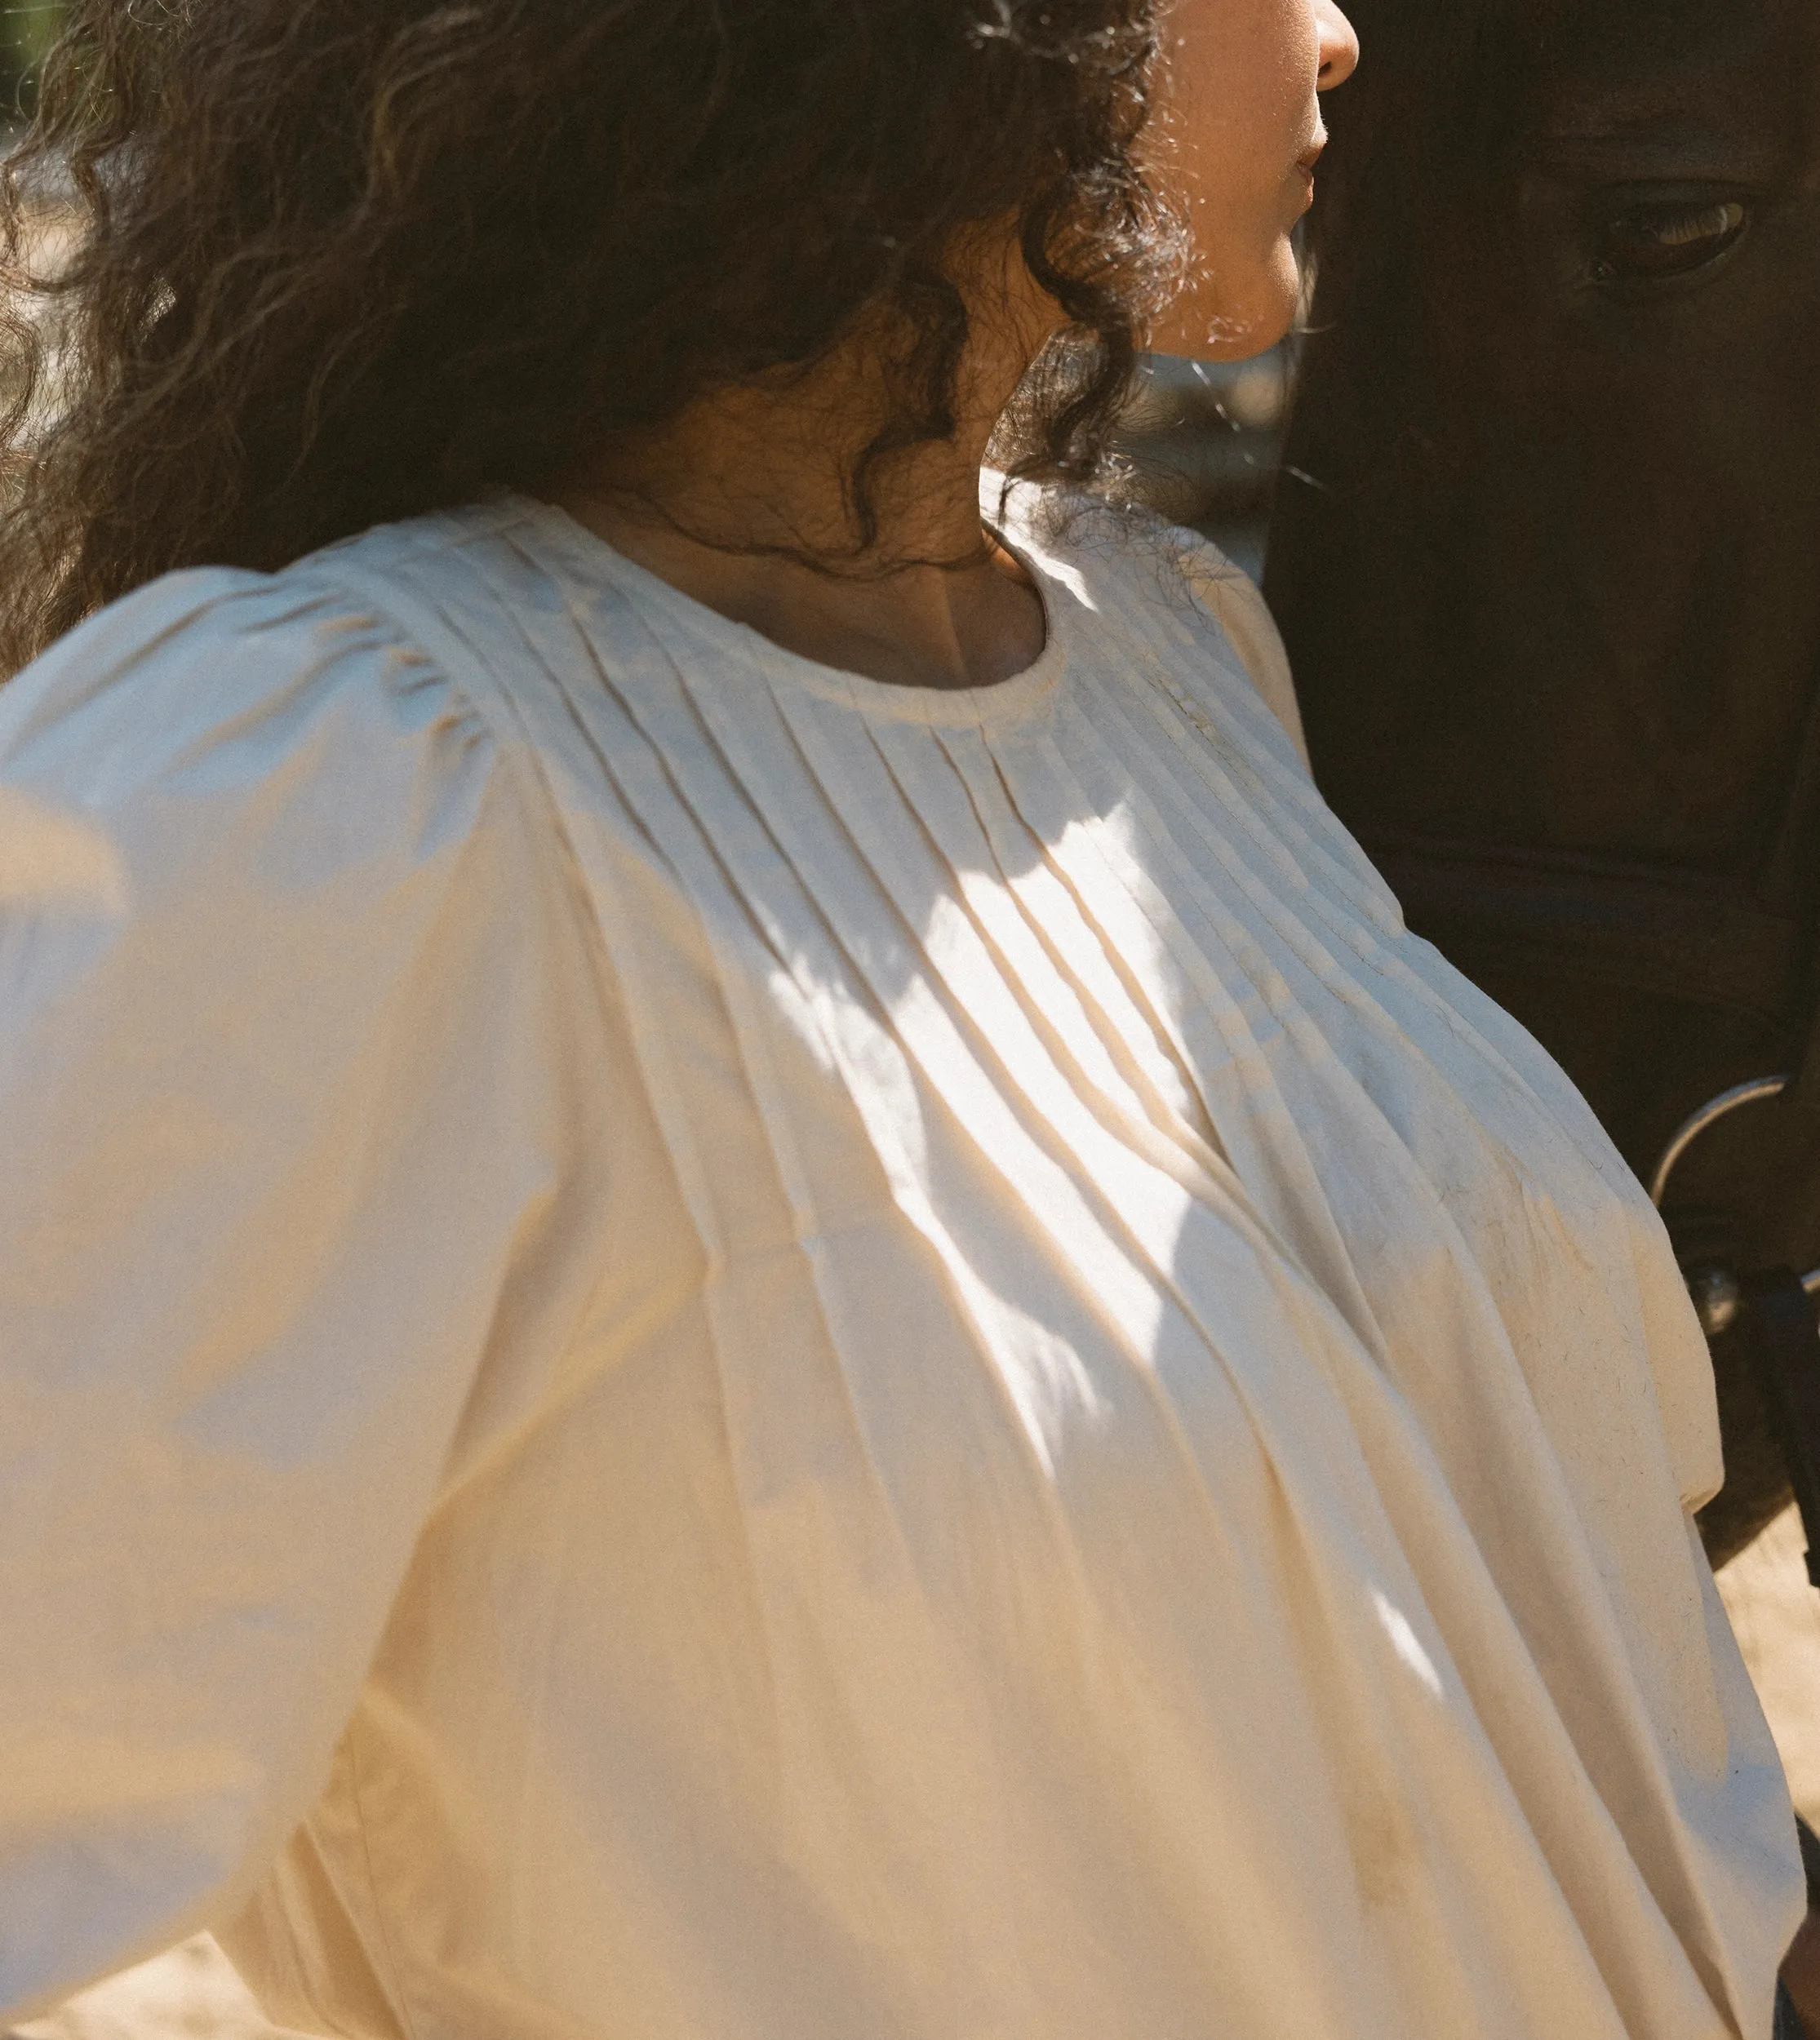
0, 486, 1800, 2040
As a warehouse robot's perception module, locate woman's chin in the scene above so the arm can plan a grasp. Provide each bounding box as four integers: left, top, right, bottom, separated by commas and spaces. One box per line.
1147, 264, 1298, 362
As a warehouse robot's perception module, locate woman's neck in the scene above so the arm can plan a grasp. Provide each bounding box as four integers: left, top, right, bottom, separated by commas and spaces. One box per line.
553, 290, 1054, 692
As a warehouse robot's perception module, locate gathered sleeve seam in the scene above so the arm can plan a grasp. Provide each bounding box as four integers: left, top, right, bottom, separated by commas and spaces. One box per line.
295, 565, 644, 1506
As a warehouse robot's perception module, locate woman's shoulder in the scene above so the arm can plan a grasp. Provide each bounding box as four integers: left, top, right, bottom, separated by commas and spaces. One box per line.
0, 489, 548, 754
984, 475, 1309, 769
2, 552, 466, 764
0, 528, 559, 934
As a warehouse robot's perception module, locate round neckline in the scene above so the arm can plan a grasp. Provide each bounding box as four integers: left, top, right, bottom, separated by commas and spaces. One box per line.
503, 490, 1070, 729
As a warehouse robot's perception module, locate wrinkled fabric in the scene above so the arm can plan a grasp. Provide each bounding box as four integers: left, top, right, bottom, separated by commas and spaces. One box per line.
0, 487, 1800, 2040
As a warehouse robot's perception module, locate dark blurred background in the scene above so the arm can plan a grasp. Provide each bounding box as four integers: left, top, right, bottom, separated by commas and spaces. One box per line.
1112, 345, 1294, 581
1, 1, 60, 127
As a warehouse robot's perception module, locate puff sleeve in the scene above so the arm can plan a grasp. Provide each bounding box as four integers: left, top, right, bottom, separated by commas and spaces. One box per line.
0, 571, 612, 2018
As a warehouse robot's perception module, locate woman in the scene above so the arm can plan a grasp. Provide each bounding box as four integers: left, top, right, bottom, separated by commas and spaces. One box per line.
0, 1, 1803, 2034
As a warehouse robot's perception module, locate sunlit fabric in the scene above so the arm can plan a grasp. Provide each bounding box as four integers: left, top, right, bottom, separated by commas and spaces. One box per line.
0, 487, 1800, 2039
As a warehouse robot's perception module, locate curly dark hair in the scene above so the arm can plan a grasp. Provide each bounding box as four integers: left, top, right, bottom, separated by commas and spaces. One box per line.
0, 0, 1183, 672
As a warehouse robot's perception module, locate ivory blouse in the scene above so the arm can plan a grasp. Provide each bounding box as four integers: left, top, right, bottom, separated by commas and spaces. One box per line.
0, 486, 1801, 2040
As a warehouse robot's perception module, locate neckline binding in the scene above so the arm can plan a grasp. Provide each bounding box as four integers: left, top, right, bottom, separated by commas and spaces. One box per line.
501, 490, 1070, 730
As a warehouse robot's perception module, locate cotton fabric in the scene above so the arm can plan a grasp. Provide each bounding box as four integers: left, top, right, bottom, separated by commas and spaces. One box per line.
0, 486, 1801, 2039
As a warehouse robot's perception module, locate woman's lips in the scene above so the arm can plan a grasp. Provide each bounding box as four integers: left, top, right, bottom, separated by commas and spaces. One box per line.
1291, 135, 1326, 212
